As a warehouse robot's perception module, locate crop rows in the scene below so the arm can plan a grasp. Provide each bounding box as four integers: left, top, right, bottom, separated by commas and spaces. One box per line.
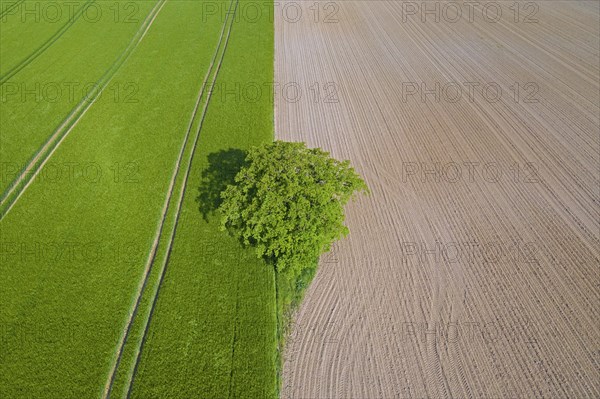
0, 0, 277, 397
275, 1, 600, 397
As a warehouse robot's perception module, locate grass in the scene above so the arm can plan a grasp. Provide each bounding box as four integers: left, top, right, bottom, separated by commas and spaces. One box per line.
0, 1, 81, 74
0, 0, 157, 195
127, 1, 278, 397
1, 0, 280, 397
0, 1, 233, 396
0, 0, 95, 81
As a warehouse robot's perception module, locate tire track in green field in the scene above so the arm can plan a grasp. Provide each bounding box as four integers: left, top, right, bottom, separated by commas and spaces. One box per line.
102, 2, 233, 395
0, 0, 24, 19
0, 0, 166, 220
103, 1, 240, 397
0, 0, 96, 85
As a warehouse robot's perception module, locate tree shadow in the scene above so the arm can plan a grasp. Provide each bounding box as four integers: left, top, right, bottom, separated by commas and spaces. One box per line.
196, 148, 248, 221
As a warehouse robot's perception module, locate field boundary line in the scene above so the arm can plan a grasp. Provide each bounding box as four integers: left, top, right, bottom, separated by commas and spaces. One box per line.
0, 0, 96, 85
0, 0, 167, 221
102, 1, 237, 397
124, 0, 240, 396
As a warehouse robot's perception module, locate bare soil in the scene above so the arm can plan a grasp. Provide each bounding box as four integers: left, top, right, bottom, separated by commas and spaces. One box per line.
276, 1, 600, 397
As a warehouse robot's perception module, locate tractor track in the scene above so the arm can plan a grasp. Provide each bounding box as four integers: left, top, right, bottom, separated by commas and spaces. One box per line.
0, 0, 167, 220
0, 0, 96, 85
102, 0, 240, 396
0, 0, 24, 19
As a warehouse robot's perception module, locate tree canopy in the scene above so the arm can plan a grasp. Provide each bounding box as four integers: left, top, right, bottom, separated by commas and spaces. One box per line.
219, 141, 368, 281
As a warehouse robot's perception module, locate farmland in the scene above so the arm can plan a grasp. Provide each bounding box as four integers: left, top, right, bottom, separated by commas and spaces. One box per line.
1, 0, 599, 398
1, 0, 276, 397
276, 1, 600, 398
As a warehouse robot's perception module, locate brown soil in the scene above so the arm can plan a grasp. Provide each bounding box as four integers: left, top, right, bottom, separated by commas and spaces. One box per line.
276, 1, 600, 397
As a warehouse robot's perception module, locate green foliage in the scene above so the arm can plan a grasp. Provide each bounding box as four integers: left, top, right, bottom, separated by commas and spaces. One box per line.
219, 141, 368, 281
1, 1, 279, 397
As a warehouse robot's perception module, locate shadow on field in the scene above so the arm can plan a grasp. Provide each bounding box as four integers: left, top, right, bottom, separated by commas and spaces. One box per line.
196, 148, 248, 221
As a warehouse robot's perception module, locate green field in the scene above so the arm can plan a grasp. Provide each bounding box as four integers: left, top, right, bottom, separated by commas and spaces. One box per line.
0, 0, 277, 397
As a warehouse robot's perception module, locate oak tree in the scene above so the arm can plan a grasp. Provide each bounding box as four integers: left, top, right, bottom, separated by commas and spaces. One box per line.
219, 141, 368, 281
